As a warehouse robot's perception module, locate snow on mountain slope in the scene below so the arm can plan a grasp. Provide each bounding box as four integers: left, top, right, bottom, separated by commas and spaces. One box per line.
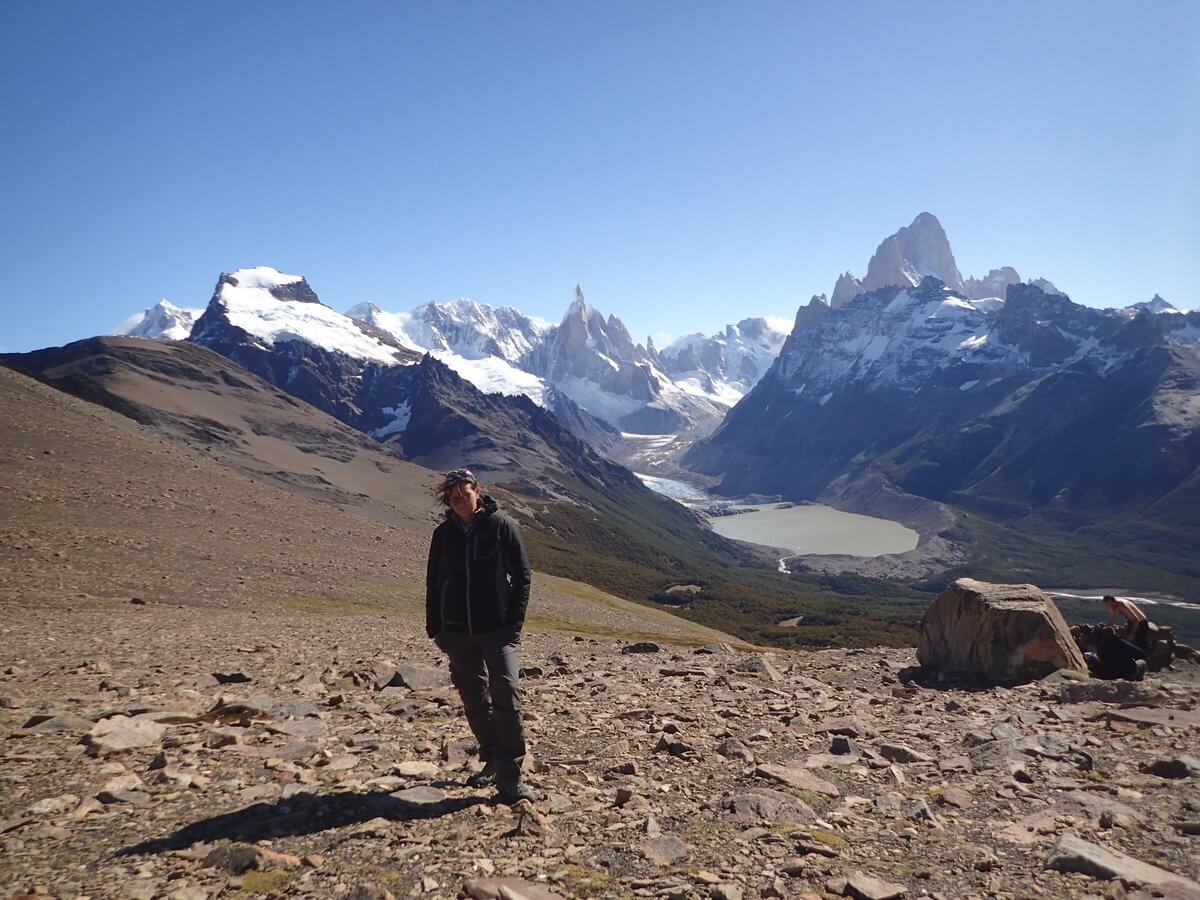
114, 300, 202, 341
346, 298, 553, 404
347, 298, 548, 363
192, 267, 409, 365
660, 317, 788, 406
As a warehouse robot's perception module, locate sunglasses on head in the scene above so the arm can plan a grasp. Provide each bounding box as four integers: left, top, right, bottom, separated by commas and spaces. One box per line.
446, 468, 476, 484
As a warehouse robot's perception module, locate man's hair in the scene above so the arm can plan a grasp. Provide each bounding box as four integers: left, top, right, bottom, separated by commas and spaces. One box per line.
434, 468, 481, 506
1103, 595, 1117, 604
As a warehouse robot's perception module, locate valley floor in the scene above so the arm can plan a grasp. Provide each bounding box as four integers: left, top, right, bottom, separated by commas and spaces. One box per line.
2, 595, 1198, 900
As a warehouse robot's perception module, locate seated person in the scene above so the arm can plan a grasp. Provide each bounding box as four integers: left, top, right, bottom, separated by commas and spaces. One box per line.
1103, 595, 1149, 648
1089, 625, 1148, 681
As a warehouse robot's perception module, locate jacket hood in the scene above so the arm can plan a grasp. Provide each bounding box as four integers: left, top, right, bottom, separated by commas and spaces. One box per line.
444, 493, 500, 523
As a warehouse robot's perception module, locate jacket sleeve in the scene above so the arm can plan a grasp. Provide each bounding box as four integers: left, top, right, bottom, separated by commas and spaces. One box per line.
502, 517, 532, 629
425, 530, 441, 639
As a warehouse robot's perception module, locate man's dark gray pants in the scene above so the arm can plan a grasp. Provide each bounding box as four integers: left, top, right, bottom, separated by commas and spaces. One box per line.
434, 628, 526, 788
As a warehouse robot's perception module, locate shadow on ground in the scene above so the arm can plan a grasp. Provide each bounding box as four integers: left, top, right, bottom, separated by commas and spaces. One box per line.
120, 789, 485, 856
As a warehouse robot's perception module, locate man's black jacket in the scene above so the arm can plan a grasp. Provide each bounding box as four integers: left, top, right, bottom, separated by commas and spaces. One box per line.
425, 495, 531, 637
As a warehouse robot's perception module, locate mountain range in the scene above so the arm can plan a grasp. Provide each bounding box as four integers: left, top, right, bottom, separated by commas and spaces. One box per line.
15, 211, 1200, 599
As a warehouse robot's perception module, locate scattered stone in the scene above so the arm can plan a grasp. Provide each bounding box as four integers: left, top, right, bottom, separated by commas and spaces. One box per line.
726, 788, 815, 824
710, 885, 743, 900
26, 794, 78, 817
827, 871, 907, 899
85, 716, 166, 755
735, 654, 781, 682
392, 785, 447, 806
23, 713, 94, 734
1143, 756, 1200, 779
622, 642, 662, 654
830, 735, 860, 755
642, 834, 693, 867
877, 743, 931, 764
212, 671, 252, 684
463, 878, 566, 900
392, 760, 440, 779
203, 842, 264, 874
755, 763, 840, 796
1045, 833, 1200, 894
377, 665, 452, 691
716, 738, 754, 762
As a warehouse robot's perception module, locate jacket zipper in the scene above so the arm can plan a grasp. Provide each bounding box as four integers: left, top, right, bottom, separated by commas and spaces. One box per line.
465, 527, 474, 634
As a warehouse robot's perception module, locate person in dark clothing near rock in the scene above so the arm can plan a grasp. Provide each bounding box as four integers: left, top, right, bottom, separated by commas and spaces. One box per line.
426, 468, 535, 803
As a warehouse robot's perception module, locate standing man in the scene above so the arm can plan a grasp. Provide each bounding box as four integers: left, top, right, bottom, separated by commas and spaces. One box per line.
426, 468, 535, 803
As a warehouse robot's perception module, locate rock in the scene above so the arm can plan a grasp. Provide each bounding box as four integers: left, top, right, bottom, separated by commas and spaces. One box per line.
392, 760, 440, 779
653, 735, 695, 757
321, 754, 359, 772
710, 885, 743, 900
830, 736, 860, 756
86, 716, 166, 755
203, 695, 275, 722
23, 714, 94, 734
97, 773, 145, 803
264, 719, 324, 739
463, 878, 567, 900
917, 578, 1087, 683
347, 885, 396, 900
1045, 833, 1200, 893
830, 871, 907, 899
1106, 706, 1200, 729
212, 671, 252, 684
377, 665, 452, 691
391, 786, 447, 806
695, 643, 734, 655
203, 842, 263, 874
726, 789, 815, 824
641, 834, 693, 866
734, 654, 781, 682
622, 642, 662, 654
26, 794, 78, 817
876, 743, 931, 764
716, 738, 754, 762
755, 763, 840, 796
1143, 756, 1200, 779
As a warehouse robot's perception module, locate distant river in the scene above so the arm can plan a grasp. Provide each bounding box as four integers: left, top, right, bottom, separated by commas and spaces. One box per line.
709, 503, 919, 558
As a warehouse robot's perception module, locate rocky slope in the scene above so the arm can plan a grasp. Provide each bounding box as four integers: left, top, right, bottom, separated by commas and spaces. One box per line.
3, 589, 1199, 900
5, 329, 1200, 900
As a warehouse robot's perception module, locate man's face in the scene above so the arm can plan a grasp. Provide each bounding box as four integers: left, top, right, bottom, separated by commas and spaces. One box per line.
448, 480, 480, 516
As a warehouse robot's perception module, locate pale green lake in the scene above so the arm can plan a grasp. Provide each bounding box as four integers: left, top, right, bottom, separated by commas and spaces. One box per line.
708, 503, 919, 557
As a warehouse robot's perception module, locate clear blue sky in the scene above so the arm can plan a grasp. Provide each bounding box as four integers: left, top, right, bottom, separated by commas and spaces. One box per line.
2, 1, 1198, 353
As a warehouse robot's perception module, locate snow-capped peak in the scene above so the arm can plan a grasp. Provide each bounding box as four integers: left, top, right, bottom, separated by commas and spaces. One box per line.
114, 299, 202, 341
1130, 294, 1181, 315
198, 268, 404, 364
226, 266, 304, 290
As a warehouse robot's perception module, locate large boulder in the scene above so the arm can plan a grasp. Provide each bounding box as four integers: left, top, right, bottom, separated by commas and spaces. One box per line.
918, 578, 1086, 684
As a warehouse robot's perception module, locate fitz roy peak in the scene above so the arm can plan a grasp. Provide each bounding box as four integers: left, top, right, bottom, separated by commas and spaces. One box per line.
688, 267, 1200, 552
827, 212, 1059, 310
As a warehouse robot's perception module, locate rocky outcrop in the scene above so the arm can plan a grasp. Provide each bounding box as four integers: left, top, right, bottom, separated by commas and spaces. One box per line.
917, 578, 1086, 683
860, 212, 965, 295
830, 273, 863, 309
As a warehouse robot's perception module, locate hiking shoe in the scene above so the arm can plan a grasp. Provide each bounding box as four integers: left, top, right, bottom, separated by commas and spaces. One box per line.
497, 781, 537, 804
466, 762, 498, 788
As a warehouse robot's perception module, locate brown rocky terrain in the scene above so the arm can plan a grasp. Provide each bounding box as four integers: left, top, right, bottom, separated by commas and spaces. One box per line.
3, 365, 1200, 899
